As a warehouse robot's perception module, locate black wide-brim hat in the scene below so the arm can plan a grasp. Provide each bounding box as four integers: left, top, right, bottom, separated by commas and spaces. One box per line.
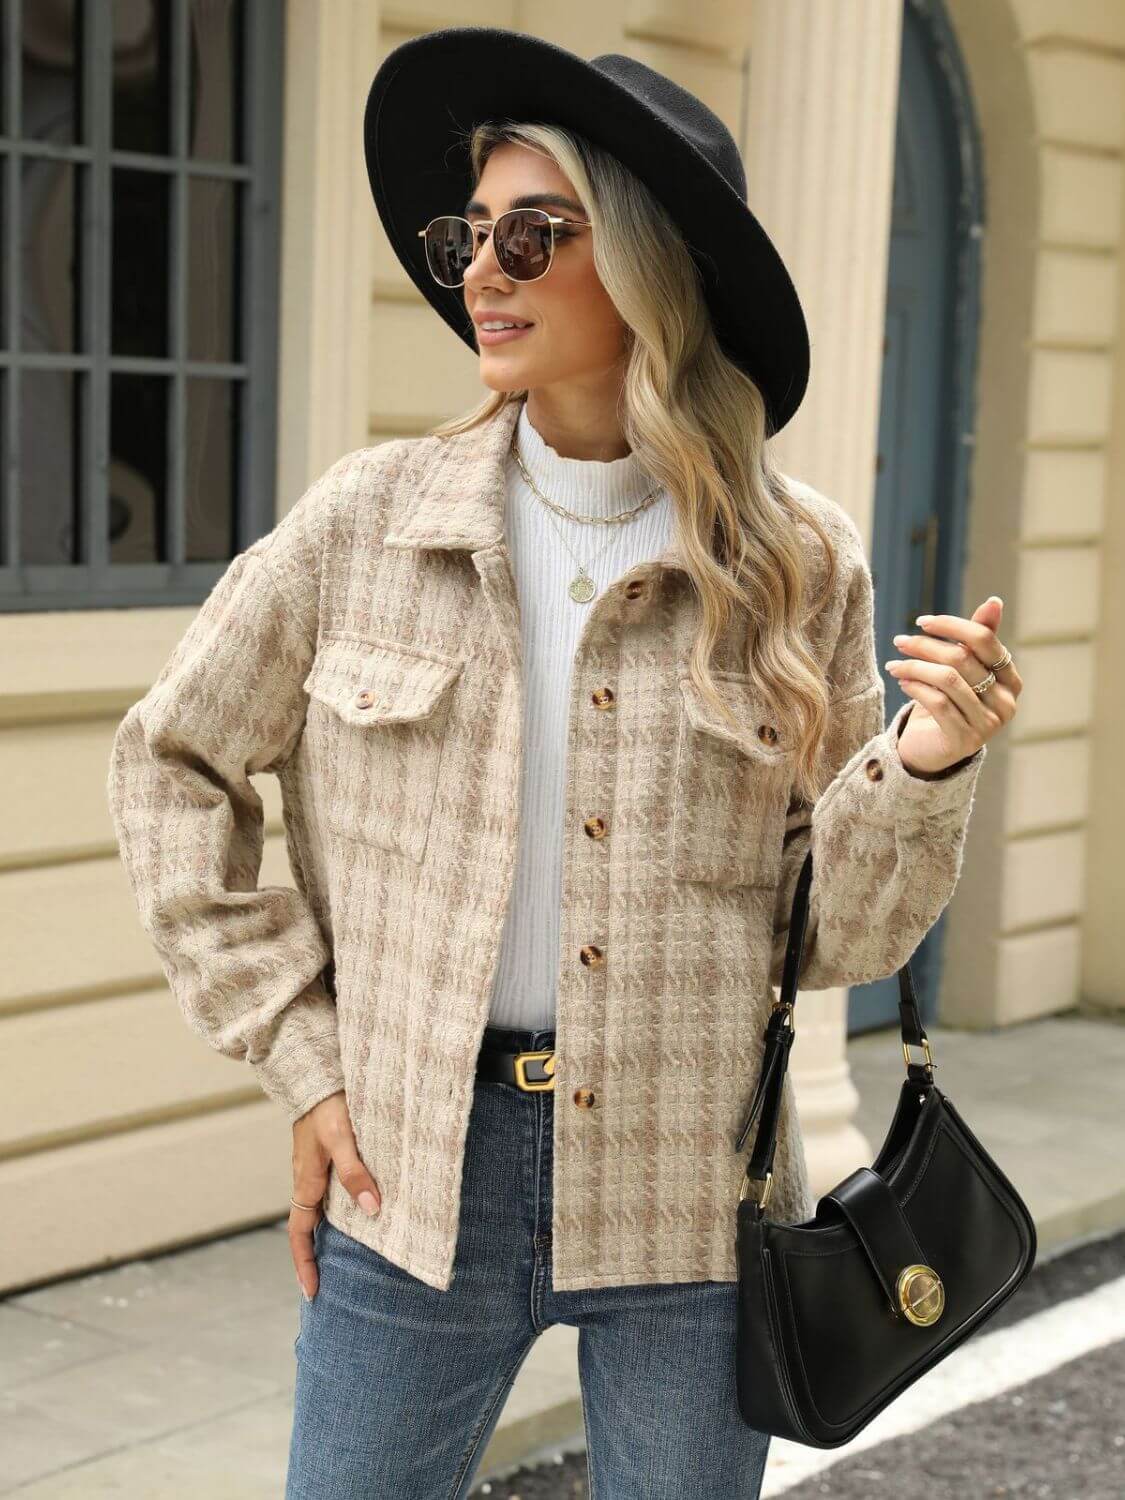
364, 26, 809, 436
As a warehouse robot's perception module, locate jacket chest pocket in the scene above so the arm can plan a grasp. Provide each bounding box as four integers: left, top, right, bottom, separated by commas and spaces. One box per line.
302, 633, 465, 863
671, 672, 795, 888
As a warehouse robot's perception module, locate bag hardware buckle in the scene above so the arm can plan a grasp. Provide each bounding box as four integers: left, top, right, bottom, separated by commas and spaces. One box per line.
902, 1038, 935, 1074
739, 1170, 773, 1208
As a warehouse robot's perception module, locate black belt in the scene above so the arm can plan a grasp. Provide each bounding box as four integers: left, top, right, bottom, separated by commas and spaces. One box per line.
476, 1029, 557, 1092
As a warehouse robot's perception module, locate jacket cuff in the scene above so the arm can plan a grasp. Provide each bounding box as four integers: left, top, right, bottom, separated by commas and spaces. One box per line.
250, 977, 346, 1124
855, 699, 987, 821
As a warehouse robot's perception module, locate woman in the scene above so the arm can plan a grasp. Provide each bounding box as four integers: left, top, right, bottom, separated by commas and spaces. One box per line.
107, 27, 1019, 1500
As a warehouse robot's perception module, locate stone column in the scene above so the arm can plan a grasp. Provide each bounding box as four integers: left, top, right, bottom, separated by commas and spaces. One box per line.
743, 0, 907, 1191
277, 1, 383, 505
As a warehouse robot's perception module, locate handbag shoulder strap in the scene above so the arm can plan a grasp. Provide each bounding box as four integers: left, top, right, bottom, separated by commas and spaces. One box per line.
735, 848, 937, 1210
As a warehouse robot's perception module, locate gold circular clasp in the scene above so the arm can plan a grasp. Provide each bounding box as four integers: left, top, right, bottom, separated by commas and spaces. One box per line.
896, 1263, 945, 1326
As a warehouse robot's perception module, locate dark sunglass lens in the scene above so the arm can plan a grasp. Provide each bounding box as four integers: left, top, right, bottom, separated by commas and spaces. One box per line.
425, 217, 475, 286
495, 210, 552, 281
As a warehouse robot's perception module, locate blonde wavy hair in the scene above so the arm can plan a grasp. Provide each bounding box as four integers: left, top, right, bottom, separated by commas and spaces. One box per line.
429, 120, 842, 808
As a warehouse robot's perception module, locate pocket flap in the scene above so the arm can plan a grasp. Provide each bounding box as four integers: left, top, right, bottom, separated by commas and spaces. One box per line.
678, 673, 790, 758
304, 635, 465, 727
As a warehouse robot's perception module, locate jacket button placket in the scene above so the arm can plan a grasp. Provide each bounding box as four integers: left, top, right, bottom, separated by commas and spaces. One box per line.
553, 572, 658, 1282
560, 594, 626, 1122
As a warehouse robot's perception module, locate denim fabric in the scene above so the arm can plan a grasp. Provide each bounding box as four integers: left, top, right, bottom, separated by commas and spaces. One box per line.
286, 1025, 772, 1498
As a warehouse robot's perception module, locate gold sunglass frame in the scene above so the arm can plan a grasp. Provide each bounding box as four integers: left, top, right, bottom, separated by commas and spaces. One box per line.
416, 208, 593, 287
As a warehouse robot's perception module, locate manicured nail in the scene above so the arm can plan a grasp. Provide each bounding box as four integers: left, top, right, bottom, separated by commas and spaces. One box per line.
302, 1283, 313, 1301
892, 634, 907, 644
916, 615, 932, 625
358, 1191, 380, 1216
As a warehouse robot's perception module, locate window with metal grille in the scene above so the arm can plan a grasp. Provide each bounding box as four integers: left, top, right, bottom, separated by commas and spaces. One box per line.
0, 0, 281, 611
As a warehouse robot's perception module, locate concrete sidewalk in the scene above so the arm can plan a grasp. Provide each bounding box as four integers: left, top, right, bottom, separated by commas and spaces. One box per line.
1, 1011, 1120, 1496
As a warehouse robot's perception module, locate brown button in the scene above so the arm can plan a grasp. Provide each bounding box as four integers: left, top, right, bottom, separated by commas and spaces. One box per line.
591, 687, 615, 709
624, 579, 646, 599
355, 690, 375, 709
865, 757, 884, 781
583, 816, 607, 839
574, 1088, 597, 1108
579, 944, 605, 969
757, 723, 779, 746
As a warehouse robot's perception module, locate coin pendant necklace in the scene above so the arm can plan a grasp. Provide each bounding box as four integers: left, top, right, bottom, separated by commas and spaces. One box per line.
509, 426, 665, 604
569, 569, 601, 604
552, 521, 623, 603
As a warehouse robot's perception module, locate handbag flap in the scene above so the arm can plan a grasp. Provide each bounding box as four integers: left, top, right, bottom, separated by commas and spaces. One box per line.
819, 1166, 930, 1315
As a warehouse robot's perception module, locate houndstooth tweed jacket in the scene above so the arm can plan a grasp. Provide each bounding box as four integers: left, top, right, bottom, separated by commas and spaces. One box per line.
107, 395, 986, 1293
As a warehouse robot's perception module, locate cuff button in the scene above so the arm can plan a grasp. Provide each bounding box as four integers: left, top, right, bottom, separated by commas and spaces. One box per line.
865, 757, 884, 781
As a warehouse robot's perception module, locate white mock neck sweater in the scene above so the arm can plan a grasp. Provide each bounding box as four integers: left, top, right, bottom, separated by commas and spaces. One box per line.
486, 400, 675, 1031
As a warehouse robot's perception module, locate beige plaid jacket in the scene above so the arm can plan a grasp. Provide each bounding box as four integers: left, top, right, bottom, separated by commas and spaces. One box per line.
107, 395, 986, 1293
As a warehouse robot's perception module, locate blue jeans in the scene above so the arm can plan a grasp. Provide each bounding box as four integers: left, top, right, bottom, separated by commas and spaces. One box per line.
286, 1025, 771, 1498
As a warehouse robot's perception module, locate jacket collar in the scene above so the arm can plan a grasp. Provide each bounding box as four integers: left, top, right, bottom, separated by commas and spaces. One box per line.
383, 396, 689, 574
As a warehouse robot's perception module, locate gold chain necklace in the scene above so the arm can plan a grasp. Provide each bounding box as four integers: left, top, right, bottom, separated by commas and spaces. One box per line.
509, 426, 665, 603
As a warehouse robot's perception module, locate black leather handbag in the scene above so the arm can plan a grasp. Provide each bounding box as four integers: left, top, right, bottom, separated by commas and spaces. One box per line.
734, 848, 1037, 1447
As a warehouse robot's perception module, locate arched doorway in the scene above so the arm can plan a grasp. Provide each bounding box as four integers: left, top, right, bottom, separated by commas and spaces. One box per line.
848, 0, 985, 1035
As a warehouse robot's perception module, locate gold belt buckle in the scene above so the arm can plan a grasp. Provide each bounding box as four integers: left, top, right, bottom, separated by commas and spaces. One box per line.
513, 1049, 556, 1092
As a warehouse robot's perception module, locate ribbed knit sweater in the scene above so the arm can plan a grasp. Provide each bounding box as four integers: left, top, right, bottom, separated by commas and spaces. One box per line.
487, 401, 673, 1029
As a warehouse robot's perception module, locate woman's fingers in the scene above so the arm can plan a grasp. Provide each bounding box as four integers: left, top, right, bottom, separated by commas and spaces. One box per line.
288, 1194, 324, 1302
306, 1090, 382, 1216
912, 604, 1022, 694
289, 1100, 337, 1300
287, 1094, 382, 1301
330, 1120, 383, 1218
886, 654, 1010, 736
287, 1165, 327, 1300
300, 1091, 383, 1216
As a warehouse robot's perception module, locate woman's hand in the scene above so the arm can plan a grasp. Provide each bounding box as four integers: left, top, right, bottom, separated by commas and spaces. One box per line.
289, 1090, 383, 1301
884, 596, 1021, 777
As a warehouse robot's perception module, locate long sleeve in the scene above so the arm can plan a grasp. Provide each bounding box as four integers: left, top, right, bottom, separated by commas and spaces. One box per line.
106, 494, 347, 1124
768, 540, 987, 992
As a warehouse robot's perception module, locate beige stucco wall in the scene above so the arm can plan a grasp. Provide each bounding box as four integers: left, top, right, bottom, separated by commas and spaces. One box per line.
0, 1, 388, 1294
1088, 196, 1125, 1015
1063, 9, 1125, 1017
939, 0, 1124, 1027
2, 0, 1120, 1293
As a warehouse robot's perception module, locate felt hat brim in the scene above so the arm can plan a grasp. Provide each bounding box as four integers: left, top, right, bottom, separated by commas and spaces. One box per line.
364, 26, 809, 435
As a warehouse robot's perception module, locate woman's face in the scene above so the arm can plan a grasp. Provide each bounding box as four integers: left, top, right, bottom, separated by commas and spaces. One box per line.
461, 142, 628, 393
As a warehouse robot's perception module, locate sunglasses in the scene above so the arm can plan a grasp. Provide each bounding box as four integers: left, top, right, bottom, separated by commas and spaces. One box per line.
417, 207, 593, 287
